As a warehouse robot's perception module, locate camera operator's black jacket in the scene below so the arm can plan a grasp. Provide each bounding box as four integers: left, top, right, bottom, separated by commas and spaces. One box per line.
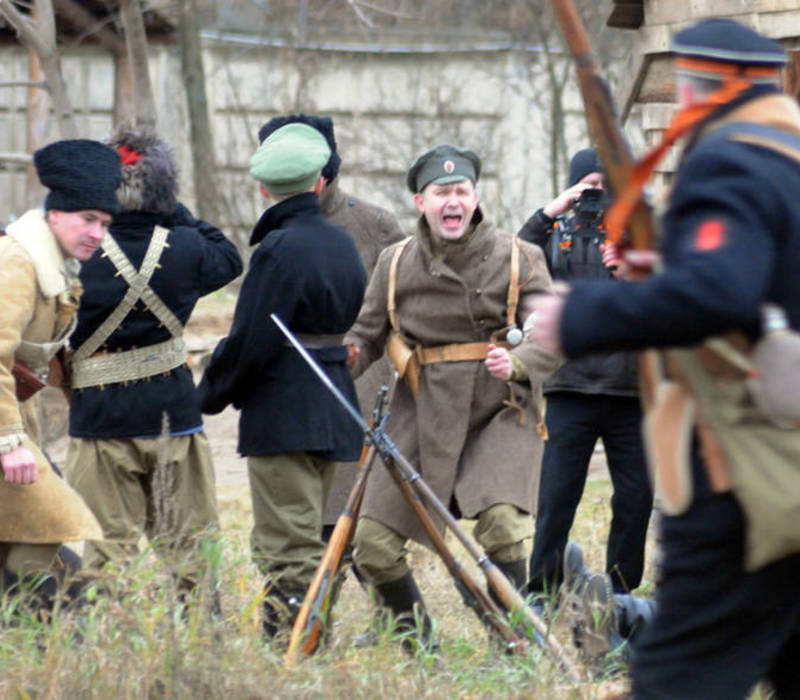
518, 208, 638, 396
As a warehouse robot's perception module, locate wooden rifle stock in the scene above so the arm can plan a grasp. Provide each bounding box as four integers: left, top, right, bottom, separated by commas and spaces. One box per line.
550, 0, 655, 250
383, 442, 581, 681
550, 0, 660, 408
380, 455, 529, 654
284, 382, 394, 667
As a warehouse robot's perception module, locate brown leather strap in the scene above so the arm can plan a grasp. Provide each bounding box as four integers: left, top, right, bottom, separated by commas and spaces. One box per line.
506, 236, 520, 327
387, 238, 412, 333
415, 342, 496, 366
695, 419, 733, 492
663, 351, 732, 493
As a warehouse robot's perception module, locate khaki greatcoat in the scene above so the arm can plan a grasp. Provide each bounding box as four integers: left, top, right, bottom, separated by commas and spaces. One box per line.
319, 180, 406, 525
0, 210, 102, 543
347, 210, 560, 545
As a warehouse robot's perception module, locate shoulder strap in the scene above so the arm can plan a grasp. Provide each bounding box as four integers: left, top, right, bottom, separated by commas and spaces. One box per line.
506, 236, 521, 327
714, 121, 800, 166
508, 236, 536, 327
387, 237, 413, 332
73, 226, 182, 359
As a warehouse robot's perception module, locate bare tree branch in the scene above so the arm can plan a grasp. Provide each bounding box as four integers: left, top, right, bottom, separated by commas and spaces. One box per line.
0, 0, 52, 57
0, 152, 34, 164
0, 79, 45, 88
346, 0, 375, 28
53, 0, 127, 54
0, 0, 78, 138
119, 0, 157, 126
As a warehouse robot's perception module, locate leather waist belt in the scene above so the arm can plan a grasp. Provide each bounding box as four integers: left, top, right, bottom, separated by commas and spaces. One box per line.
415, 341, 508, 366
284, 333, 345, 349
71, 336, 188, 389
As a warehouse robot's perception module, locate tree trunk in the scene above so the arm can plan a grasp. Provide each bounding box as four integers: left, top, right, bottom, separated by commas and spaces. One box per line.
178, 0, 219, 222
26, 43, 49, 208
0, 0, 77, 138
118, 0, 156, 127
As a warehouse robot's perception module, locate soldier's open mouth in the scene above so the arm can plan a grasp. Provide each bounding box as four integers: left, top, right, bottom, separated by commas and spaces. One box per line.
443, 214, 462, 227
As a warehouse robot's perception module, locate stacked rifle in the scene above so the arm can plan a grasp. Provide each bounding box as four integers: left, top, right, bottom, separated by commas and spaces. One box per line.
272, 314, 580, 681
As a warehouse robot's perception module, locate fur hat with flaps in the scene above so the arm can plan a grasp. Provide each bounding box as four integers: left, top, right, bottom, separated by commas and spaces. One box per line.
105, 126, 178, 216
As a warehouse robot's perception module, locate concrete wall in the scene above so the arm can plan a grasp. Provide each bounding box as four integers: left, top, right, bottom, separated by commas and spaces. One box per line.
0, 36, 600, 243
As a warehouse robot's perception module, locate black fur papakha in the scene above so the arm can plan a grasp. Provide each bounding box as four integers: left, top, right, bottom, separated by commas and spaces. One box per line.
106, 126, 178, 215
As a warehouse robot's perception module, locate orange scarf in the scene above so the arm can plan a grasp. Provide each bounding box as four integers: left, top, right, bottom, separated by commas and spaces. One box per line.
604, 58, 780, 245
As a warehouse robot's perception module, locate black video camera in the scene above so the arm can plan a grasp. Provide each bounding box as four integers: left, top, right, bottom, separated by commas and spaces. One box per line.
572, 188, 607, 225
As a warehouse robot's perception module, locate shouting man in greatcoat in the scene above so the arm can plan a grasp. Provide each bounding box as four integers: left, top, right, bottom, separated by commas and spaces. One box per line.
347, 144, 560, 649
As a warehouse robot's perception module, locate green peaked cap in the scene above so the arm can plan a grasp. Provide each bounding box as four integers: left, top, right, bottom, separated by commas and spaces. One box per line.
406, 144, 481, 193
250, 122, 331, 194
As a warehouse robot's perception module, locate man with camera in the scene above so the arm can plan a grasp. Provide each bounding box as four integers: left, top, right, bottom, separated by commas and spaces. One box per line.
519, 148, 652, 604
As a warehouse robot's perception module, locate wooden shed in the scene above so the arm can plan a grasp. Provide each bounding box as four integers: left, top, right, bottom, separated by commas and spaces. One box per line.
607, 0, 800, 190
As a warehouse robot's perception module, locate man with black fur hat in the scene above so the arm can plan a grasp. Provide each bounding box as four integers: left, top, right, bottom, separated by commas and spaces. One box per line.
64, 127, 242, 599
198, 123, 366, 639
346, 143, 560, 651
0, 139, 121, 608
529, 18, 800, 697
258, 115, 405, 552
520, 148, 652, 605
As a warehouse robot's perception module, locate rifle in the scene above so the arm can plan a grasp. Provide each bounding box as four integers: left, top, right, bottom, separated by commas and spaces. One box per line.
549, 0, 655, 251
550, 0, 660, 408
272, 314, 581, 682
284, 380, 393, 666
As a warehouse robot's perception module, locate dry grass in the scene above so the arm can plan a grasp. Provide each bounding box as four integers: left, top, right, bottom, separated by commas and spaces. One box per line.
0, 470, 772, 699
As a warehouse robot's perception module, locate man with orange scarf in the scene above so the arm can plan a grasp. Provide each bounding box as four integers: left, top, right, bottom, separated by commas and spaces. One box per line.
530, 18, 800, 699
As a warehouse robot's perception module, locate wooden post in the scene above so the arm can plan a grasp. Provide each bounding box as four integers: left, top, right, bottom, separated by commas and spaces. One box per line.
784, 49, 800, 100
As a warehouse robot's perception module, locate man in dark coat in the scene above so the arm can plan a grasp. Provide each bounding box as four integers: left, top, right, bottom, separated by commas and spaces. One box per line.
257, 114, 405, 542
66, 127, 242, 595
198, 123, 366, 638
519, 148, 652, 600
529, 19, 800, 698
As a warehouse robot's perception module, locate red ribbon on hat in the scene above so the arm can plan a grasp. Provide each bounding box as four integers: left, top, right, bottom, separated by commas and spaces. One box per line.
117, 144, 141, 166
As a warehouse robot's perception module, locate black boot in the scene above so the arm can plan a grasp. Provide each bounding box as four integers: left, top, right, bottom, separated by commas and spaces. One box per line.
375, 573, 436, 654
488, 558, 527, 616
615, 593, 656, 644
261, 588, 304, 641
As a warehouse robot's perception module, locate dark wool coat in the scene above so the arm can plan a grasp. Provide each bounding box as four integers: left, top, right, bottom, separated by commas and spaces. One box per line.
198, 192, 367, 460
347, 210, 560, 545
319, 179, 406, 524
69, 205, 242, 438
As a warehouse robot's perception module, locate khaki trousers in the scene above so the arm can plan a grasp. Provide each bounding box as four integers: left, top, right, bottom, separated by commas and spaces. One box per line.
247, 452, 334, 593
354, 503, 531, 585
66, 433, 219, 584
0, 542, 59, 575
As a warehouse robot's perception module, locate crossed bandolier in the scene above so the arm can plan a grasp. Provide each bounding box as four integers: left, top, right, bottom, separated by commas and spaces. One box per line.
70, 226, 187, 389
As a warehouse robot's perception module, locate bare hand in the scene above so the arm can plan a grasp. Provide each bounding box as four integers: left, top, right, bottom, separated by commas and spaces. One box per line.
346, 343, 360, 368
485, 344, 513, 381
543, 182, 597, 219
600, 241, 625, 279
601, 244, 662, 280
1, 445, 38, 485
525, 287, 568, 356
